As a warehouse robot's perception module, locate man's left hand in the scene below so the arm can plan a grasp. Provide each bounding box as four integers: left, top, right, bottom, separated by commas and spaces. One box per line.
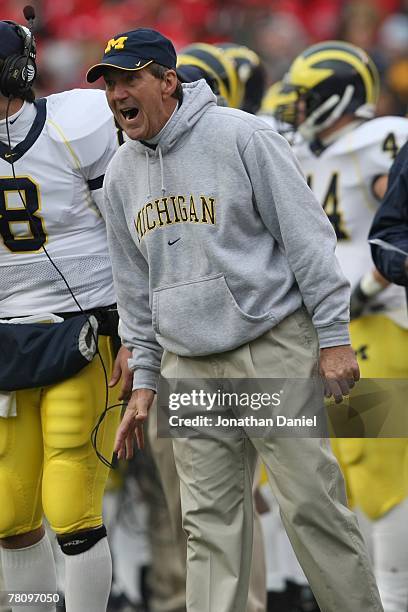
109, 345, 133, 400
114, 388, 155, 458
319, 345, 360, 404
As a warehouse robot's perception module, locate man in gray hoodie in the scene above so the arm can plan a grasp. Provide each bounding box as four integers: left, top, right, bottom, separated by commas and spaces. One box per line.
87, 28, 383, 612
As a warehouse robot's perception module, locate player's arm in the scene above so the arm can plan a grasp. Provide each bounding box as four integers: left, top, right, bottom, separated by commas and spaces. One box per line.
350, 170, 390, 316
349, 268, 389, 319
372, 174, 388, 200
369, 141, 408, 286
349, 136, 402, 317
82, 118, 119, 215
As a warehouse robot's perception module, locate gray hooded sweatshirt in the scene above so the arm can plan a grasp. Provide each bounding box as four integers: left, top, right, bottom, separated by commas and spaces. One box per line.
103, 80, 350, 390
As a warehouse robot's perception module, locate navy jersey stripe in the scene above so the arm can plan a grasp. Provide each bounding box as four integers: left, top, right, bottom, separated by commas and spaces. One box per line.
0, 98, 47, 163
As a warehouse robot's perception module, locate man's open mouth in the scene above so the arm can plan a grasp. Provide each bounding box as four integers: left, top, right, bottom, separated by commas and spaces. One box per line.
121, 107, 139, 120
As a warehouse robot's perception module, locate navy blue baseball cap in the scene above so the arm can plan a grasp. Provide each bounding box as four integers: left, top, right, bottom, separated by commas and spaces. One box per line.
0, 21, 24, 59
86, 28, 177, 83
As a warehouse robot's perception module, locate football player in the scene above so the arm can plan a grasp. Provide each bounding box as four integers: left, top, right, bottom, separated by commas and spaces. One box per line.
176, 42, 240, 108
216, 43, 266, 114
0, 19, 131, 612
283, 40, 408, 612
177, 52, 228, 106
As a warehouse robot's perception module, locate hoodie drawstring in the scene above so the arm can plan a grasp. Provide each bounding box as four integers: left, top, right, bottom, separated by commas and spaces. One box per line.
145, 150, 152, 200
158, 146, 166, 196
145, 147, 166, 199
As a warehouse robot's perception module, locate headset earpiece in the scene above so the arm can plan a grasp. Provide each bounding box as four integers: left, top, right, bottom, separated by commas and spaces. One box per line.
0, 20, 37, 97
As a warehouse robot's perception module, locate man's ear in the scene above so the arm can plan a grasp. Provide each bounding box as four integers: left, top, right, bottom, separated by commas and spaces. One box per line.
161, 69, 178, 99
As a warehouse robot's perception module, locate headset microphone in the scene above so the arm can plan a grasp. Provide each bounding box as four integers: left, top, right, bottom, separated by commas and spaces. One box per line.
22, 5, 36, 91
23, 5, 36, 22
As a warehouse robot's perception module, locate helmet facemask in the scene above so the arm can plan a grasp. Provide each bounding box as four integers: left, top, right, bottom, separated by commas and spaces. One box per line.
297, 84, 355, 141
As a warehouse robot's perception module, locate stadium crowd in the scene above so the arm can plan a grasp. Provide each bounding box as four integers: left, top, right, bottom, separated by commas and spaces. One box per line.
0, 0, 407, 114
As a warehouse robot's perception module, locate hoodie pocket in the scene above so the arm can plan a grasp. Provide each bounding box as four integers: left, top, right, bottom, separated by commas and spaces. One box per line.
152, 273, 275, 356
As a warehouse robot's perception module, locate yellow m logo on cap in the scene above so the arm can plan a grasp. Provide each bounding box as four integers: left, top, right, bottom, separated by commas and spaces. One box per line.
105, 36, 128, 53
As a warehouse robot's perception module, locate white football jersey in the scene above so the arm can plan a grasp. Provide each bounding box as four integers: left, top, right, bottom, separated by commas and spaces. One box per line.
0, 88, 121, 317
293, 116, 408, 323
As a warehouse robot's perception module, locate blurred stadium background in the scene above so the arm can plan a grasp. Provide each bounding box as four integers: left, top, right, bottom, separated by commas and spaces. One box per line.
2, 0, 408, 115
1, 2, 408, 611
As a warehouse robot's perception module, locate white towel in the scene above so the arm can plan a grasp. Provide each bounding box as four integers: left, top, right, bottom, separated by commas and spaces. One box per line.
0, 390, 17, 418
0, 313, 64, 325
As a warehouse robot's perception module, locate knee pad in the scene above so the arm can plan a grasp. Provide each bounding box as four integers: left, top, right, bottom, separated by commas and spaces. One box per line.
43, 459, 91, 532
57, 525, 106, 556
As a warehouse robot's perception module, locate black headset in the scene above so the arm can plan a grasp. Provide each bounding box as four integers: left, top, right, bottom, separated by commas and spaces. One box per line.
0, 20, 37, 98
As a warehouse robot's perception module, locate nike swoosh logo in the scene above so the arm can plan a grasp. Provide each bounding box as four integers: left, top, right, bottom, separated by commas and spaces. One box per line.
168, 237, 181, 246
4, 152, 15, 159
135, 61, 142, 67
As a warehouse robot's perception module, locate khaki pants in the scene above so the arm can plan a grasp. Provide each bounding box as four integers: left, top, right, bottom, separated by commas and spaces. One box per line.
148, 404, 267, 612
162, 308, 383, 612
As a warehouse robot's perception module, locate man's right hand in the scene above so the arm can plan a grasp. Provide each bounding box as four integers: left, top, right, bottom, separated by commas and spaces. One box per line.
114, 388, 155, 459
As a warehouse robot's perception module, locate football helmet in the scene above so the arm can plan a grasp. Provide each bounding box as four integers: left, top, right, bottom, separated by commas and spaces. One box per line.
284, 40, 380, 141
260, 80, 298, 124
177, 43, 239, 108
217, 43, 266, 114
177, 55, 220, 95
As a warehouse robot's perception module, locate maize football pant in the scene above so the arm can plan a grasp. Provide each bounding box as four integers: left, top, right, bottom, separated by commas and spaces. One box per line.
0, 335, 120, 537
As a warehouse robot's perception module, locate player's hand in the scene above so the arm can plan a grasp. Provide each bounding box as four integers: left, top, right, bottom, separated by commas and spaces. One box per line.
350, 270, 388, 320
109, 345, 133, 400
114, 388, 155, 458
319, 345, 360, 404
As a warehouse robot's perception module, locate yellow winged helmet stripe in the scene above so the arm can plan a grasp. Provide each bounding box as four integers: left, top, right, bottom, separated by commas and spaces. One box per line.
289, 49, 376, 104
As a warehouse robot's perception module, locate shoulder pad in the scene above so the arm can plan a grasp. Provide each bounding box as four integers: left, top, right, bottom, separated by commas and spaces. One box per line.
334, 116, 408, 156
45, 88, 114, 143
45, 88, 118, 168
